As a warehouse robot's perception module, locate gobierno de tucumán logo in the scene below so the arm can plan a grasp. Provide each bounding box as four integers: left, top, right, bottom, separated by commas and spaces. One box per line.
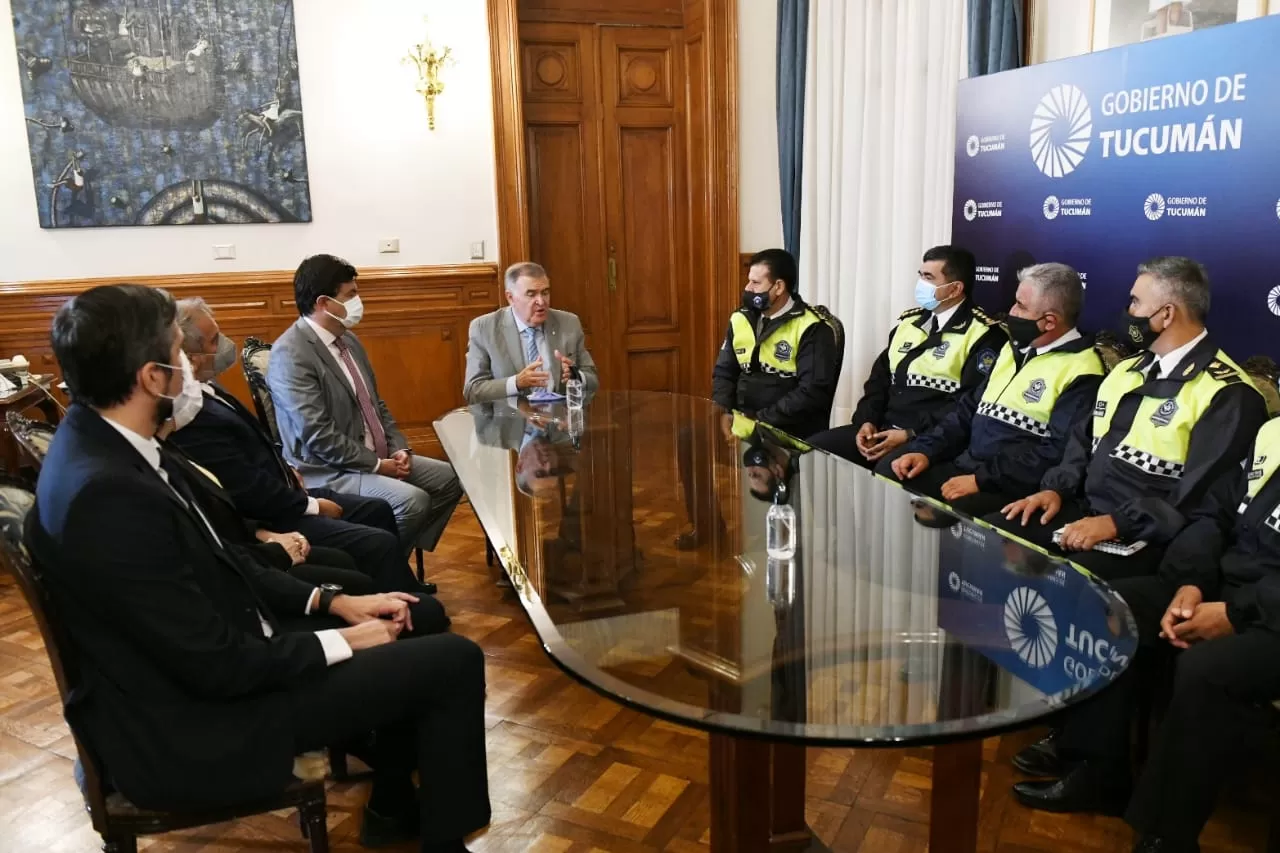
1030, 84, 1093, 179
1004, 586, 1059, 668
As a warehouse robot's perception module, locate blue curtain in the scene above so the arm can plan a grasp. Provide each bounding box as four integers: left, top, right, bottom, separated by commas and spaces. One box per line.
968, 0, 1024, 77
777, 0, 808, 261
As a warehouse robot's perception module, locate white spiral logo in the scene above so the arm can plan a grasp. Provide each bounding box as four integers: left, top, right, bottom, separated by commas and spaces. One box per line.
1043, 195, 1060, 220
966, 135, 980, 157
1268, 285, 1280, 317
1004, 586, 1059, 669
963, 199, 978, 221
1275, 198, 1280, 221
1030, 84, 1093, 178
1144, 193, 1166, 221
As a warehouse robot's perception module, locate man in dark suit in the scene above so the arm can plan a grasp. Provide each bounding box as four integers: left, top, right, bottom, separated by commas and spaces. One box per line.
30, 284, 490, 852
169, 297, 433, 595
268, 255, 463, 563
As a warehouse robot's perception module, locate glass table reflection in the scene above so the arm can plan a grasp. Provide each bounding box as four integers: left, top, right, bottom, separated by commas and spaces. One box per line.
435, 392, 1137, 853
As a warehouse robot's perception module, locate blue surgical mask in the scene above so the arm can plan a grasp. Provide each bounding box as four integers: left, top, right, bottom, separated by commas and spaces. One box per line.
914, 279, 943, 311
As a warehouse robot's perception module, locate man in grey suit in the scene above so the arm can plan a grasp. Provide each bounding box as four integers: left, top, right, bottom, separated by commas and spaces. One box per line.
463, 262, 599, 404
268, 254, 463, 574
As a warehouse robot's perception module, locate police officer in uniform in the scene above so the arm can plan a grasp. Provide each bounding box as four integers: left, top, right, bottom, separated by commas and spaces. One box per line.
883, 263, 1104, 518
1011, 418, 1280, 851
677, 249, 840, 548
995, 257, 1266, 581
808, 245, 1005, 468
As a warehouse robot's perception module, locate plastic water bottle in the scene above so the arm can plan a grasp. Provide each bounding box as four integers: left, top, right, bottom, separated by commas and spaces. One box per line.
565, 377, 584, 411
765, 556, 795, 607
766, 485, 796, 559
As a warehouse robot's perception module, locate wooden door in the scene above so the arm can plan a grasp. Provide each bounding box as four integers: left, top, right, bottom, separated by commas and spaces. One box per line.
518, 21, 690, 393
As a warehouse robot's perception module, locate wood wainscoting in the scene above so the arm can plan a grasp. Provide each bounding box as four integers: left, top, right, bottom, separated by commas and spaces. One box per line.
0, 263, 502, 458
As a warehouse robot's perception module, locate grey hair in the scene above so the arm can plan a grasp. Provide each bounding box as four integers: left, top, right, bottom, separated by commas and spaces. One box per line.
1017, 262, 1084, 326
504, 261, 548, 293
1138, 256, 1210, 323
175, 297, 215, 352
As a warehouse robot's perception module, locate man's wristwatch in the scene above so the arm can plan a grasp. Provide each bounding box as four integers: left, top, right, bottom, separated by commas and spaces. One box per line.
317, 583, 341, 615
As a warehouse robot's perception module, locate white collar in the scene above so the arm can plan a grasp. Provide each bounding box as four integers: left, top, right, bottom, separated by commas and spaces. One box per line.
932, 301, 961, 331
510, 306, 546, 336
101, 413, 162, 472
766, 297, 795, 321
199, 382, 219, 398
1155, 328, 1208, 377
303, 315, 339, 348
1026, 327, 1082, 357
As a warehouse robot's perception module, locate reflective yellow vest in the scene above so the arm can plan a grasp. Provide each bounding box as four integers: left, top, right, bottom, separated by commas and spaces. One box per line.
729, 308, 829, 378
978, 341, 1105, 437
1241, 418, 1280, 522
1093, 351, 1254, 479
887, 305, 999, 393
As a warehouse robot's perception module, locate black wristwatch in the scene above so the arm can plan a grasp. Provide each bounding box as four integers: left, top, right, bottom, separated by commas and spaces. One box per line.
318, 583, 341, 615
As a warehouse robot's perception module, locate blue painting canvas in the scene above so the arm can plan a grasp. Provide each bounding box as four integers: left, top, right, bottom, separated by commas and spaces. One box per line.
10, 0, 312, 228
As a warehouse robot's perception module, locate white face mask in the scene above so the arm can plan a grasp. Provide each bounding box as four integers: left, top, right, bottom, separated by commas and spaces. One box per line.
167, 351, 205, 431
326, 294, 364, 329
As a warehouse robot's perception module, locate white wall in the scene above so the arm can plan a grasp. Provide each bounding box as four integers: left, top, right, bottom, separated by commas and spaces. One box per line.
738, 0, 783, 252
0, 0, 499, 282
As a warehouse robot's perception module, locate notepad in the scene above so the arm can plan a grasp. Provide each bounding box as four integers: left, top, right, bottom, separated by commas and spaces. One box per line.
1052, 528, 1148, 557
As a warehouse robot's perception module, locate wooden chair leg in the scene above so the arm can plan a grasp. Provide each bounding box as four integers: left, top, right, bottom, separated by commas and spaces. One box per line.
328, 748, 349, 781
102, 835, 138, 853
414, 548, 425, 582
299, 796, 329, 853
485, 539, 495, 567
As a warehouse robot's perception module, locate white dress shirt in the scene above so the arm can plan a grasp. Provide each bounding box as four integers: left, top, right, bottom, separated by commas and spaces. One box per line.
303, 316, 381, 471
1151, 328, 1208, 380
506, 306, 555, 397
102, 414, 351, 666
199, 384, 319, 515
930, 301, 962, 334
1022, 327, 1083, 359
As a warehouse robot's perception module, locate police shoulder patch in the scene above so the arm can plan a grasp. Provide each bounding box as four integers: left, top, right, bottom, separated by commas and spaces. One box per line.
976, 348, 997, 375
971, 307, 999, 327
898, 306, 927, 321
1205, 359, 1243, 384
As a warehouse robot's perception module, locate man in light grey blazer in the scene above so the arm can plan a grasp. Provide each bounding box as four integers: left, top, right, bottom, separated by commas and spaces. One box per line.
268, 254, 462, 574
463, 261, 599, 404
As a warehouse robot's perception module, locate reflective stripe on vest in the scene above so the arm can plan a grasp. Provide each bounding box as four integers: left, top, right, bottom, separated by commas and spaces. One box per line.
1239, 419, 1280, 526
1092, 351, 1252, 479
729, 309, 823, 377
977, 342, 1104, 438
886, 312, 993, 393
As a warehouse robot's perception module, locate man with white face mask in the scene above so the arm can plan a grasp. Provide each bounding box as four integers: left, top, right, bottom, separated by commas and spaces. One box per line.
268, 255, 463, 579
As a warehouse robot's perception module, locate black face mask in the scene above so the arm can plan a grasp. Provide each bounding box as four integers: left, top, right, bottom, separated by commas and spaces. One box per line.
741, 288, 771, 313
1003, 315, 1045, 349
1117, 309, 1163, 350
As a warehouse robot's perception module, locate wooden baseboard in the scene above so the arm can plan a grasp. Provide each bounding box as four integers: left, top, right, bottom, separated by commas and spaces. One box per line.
0, 263, 502, 458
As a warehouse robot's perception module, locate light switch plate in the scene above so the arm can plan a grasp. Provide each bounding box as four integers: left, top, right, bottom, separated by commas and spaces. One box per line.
213, 244, 236, 260
470, 240, 485, 260
379, 238, 401, 254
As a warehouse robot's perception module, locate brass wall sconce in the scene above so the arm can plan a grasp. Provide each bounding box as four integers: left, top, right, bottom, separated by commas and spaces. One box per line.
404, 25, 453, 130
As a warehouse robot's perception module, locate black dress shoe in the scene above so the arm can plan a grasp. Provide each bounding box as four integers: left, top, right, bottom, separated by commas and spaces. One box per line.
359, 803, 420, 847
416, 580, 438, 595
1012, 762, 1129, 815
1131, 836, 1200, 853
1012, 733, 1065, 777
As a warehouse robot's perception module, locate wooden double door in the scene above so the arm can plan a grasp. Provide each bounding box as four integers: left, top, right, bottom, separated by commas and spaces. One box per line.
520, 21, 690, 393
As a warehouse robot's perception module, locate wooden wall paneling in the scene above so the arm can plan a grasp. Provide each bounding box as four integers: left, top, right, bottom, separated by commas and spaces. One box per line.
600, 25, 688, 394
0, 264, 500, 459
683, 4, 710, 395
518, 0, 682, 27
488, 0, 532, 268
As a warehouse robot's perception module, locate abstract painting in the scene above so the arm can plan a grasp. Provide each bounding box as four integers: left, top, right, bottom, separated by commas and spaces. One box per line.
10, 0, 312, 228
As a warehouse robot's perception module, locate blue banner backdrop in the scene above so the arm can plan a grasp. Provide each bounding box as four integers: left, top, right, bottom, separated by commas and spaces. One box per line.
953, 16, 1280, 360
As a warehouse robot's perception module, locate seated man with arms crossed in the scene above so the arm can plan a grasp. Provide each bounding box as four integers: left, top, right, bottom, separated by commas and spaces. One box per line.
993, 257, 1265, 581
883, 263, 1104, 518
170, 297, 429, 596
30, 285, 489, 852
463, 261, 599, 403
269, 255, 463, 571
808, 245, 1005, 468
1011, 418, 1280, 853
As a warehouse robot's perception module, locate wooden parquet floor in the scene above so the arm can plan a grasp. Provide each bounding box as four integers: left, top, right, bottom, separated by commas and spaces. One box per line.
0, 509, 1273, 853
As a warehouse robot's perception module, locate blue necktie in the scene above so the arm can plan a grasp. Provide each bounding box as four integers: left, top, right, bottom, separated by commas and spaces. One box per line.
523, 327, 539, 366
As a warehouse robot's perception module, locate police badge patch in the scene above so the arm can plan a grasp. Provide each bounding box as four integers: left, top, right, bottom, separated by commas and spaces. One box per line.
1022, 378, 1047, 404
897, 341, 914, 353
977, 349, 996, 375
1093, 400, 1108, 418
774, 340, 793, 361
1150, 398, 1179, 427
932, 341, 952, 360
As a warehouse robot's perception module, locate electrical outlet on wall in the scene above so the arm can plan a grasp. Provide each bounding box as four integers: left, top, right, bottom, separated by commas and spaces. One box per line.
213, 244, 236, 260
470, 241, 485, 260
379, 238, 401, 254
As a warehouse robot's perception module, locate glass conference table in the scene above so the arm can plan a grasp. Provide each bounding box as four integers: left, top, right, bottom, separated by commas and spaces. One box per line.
435, 392, 1137, 853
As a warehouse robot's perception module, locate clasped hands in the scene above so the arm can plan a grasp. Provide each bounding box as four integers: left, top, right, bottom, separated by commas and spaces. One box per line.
515, 350, 576, 391
1158, 585, 1233, 648
375, 449, 414, 479
328, 591, 422, 650
855, 422, 909, 462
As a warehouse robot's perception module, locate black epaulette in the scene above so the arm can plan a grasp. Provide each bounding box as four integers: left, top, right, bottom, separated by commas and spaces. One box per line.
808, 303, 844, 349
898, 306, 926, 321
970, 306, 999, 327
1206, 358, 1244, 384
